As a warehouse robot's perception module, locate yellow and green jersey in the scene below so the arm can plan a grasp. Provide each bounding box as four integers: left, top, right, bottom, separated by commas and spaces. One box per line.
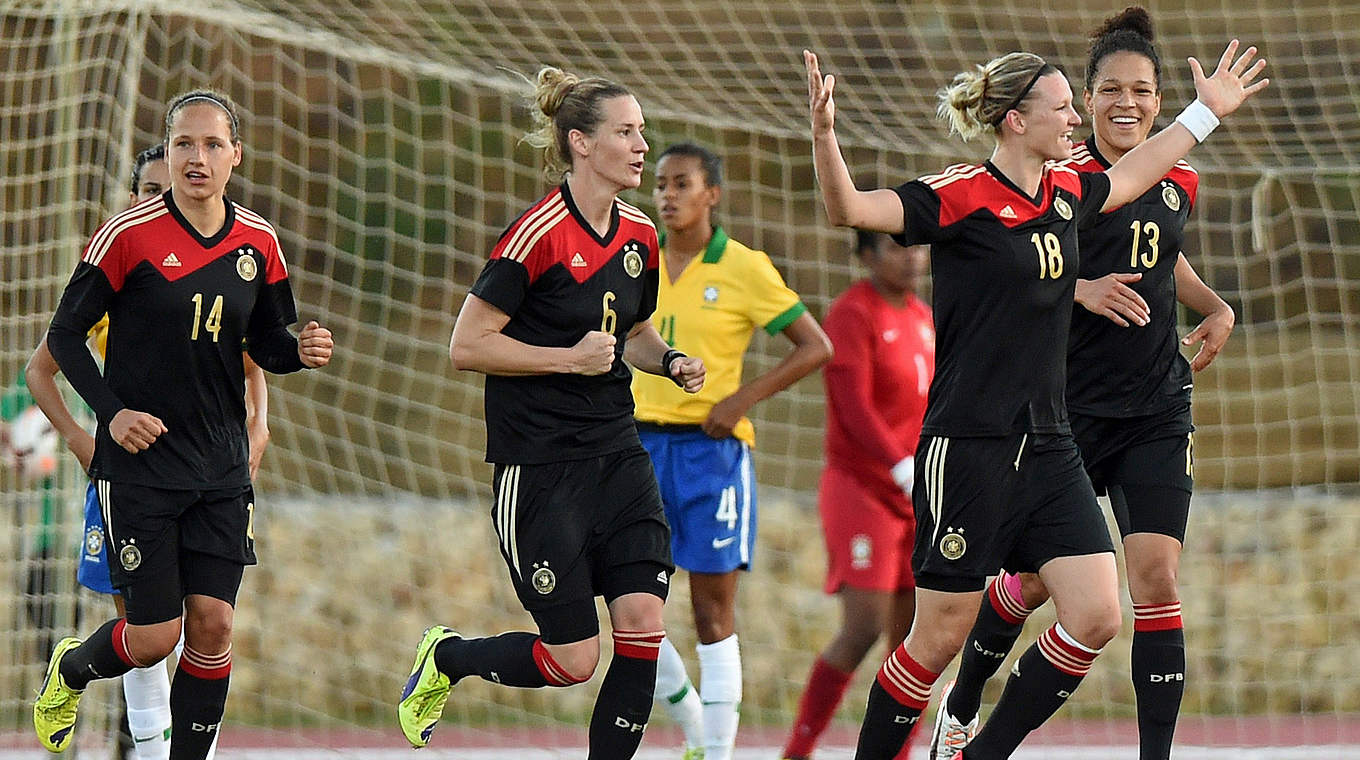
632, 227, 806, 446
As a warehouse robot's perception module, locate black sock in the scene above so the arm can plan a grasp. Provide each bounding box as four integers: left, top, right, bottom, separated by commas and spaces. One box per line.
587, 630, 663, 760
949, 579, 1029, 722
168, 647, 231, 760
963, 625, 1098, 759
433, 632, 552, 687
1132, 624, 1185, 760
59, 618, 135, 690
854, 646, 933, 760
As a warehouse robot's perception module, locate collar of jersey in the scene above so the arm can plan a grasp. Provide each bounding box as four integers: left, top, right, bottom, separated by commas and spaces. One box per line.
658, 226, 729, 265
1083, 137, 1113, 169
163, 189, 236, 249
983, 160, 1045, 208
558, 180, 620, 248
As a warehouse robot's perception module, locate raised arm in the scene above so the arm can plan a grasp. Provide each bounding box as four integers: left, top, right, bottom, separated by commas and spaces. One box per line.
1103, 40, 1268, 212
805, 50, 908, 233
1174, 253, 1235, 371
24, 335, 95, 472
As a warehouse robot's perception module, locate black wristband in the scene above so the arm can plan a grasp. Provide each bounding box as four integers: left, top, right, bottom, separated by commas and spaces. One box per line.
661, 349, 687, 387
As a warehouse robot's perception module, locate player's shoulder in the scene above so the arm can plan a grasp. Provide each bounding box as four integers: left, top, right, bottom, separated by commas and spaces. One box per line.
1167, 159, 1198, 191
914, 162, 987, 196
1061, 142, 1104, 173
83, 195, 171, 265
615, 197, 657, 235
232, 201, 281, 248
493, 187, 571, 262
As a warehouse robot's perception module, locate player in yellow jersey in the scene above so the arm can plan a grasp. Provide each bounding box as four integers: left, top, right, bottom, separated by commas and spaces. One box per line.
635, 143, 832, 760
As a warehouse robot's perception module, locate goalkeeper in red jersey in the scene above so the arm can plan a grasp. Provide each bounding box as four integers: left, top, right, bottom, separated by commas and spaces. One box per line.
782, 231, 932, 760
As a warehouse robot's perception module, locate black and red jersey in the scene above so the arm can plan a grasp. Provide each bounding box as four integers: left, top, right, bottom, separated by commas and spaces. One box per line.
48, 190, 304, 489
470, 182, 660, 464
894, 161, 1111, 437
1065, 138, 1197, 417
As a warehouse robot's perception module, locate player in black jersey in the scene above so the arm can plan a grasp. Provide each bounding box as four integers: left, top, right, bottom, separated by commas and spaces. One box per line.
33, 90, 332, 758
938, 10, 1238, 760
803, 29, 1265, 760
397, 66, 705, 758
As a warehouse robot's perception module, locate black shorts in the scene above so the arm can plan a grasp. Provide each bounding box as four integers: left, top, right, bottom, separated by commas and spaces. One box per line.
491, 447, 674, 645
96, 480, 255, 625
911, 433, 1115, 593
1072, 405, 1194, 541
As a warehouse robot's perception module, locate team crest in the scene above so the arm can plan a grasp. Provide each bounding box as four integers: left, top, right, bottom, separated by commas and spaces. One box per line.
1162, 185, 1181, 211
1053, 197, 1073, 220
119, 542, 142, 571
531, 562, 556, 595
84, 527, 104, 557
939, 528, 967, 561
850, 534, 872, 570
236, 251, 258, 282
621, 241, 644, 278
703, 285, 719, 304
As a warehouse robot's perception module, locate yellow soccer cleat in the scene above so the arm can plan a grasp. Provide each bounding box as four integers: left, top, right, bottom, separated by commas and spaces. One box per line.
33, 636, 84, 753
397, 625, 459, 749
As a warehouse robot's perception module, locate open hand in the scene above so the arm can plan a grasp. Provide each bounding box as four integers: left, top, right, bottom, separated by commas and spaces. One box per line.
1075, 273, 1150, 327
1189, 39, 1269, 118
804, 50, 836, 137
1183, 306, 1235, 371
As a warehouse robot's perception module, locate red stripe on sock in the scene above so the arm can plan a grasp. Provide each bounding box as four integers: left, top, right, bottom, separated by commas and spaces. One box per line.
110, 619, 140, 668
179, 646, 231, 680
1037, 625, 1099, 677
874, 644, 936, 709
612, 630, 664, 661
531, 638, 584, 686
1133, 602, 1183, 632
989, 572, 1032, 624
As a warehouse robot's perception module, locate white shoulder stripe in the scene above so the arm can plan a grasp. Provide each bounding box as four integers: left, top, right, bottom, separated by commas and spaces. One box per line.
1050, 163, 1079, 176
923, 164, 987, 191
919, 162, 981, 186
616, 200, 656, 230
234, 213, 288, 276
505, 204, 569, 264
1173, 160, 1197, 174
85, 205, 170, 268
500, 195, 567, 264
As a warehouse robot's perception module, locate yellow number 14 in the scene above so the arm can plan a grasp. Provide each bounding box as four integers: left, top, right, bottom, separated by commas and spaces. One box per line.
190, 292, 224, 342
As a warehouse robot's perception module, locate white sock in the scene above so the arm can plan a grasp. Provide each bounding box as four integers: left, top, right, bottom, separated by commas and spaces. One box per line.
654, 635, 704, 750
123, 661, 172, 760
697, 634, 741, 760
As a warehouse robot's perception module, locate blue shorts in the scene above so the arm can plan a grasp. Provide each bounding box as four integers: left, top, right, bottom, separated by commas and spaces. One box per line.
639, 427, 755, 573
77, 481, 116, 595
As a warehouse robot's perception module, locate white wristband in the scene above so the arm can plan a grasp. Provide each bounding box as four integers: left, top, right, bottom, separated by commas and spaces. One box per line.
891, 455, 915, 493
1175, 99, 1220, 143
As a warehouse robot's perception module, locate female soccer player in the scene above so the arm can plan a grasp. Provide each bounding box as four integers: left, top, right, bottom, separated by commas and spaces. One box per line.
782, 232, 932, 760
637, 142, 832, 760
803, 29, 1265, 759
33, 89, 332, 759
399, 66, 705, 758
24, 143, 270, 760
934, 9, 1238, 760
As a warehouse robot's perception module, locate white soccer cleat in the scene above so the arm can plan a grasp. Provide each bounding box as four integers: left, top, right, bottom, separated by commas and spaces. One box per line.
929, 680, 977, 760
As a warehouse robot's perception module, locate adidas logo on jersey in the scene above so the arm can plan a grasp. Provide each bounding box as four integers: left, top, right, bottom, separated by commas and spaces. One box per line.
999, 205, 1017, 220
162, 252, 182, 267
570, 252, 587, 267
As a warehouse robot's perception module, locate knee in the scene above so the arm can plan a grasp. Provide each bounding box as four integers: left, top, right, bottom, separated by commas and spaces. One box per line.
548, 639, 600, 682
1064, 606, 1122, 650
1129, 560, 1180, 604
126, 621, 182, 664
1015, 572, 1051, 610
184, 609, 234, 653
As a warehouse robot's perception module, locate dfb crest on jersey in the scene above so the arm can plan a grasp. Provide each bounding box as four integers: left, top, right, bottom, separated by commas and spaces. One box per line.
1162, 185, 1181, 212
84, 527, 104, 558
1053, 197, 1073, 220
531, 561, 556, 595
236, 249, 258, 282
119, 542, 142, 571
620, 240, 645, 278
939, 527, 967, 560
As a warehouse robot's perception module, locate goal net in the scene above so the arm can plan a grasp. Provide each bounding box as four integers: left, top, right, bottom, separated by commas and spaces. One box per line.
1, 0, 1356, 754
